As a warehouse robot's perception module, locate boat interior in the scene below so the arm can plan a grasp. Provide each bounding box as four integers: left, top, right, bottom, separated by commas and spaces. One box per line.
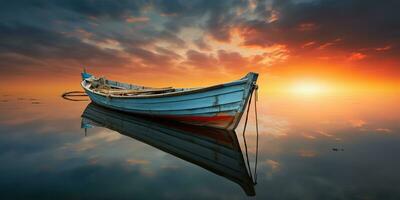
85, 76, 193, 96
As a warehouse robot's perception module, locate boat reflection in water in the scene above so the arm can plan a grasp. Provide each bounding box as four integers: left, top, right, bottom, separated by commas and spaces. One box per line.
81, 103, 256, 196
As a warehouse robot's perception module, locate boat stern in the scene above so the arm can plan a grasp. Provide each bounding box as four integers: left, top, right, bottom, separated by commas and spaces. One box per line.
81, 68, 93, 80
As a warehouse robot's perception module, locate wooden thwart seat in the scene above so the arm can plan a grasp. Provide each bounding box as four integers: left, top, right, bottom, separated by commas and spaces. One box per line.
94, 87, 175, 96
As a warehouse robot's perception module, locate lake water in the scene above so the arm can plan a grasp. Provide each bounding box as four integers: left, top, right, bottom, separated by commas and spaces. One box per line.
0, 86, 399, 200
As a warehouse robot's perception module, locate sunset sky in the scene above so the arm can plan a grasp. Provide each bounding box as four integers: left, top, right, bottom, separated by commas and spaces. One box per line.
2, 2, 400, 198
0, 0, 399, 95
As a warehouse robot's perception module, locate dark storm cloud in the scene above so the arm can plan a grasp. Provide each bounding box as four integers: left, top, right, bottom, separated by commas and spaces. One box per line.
55, 0, 145, 19
0, 23, 122, 61
0, 0, 142, 72
193, 37, 211, 51
127, 47, 181, 68
0, 22, 129, 74
153, 0, 249, 41
0, 0, 250, 74
0, 0, 146, 20
241, 0, 400, 54
184, 50, 218, 69
217, 50, 249, 69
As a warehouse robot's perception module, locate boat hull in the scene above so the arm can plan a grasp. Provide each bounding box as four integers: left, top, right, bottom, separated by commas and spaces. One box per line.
82, 73, 258, 130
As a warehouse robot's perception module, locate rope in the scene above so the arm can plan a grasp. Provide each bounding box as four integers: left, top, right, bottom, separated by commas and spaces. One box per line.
254, 85, 259, 184
242, 86, 254, 182
61, 91, 89, 101
242, 84, 260, 185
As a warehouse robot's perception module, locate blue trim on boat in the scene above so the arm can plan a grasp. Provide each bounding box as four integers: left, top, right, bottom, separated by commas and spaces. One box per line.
81, 72, 92, 80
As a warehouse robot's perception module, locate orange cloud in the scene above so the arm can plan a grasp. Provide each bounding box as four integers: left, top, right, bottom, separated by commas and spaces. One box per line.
297, 23, 317, 31
348, 52, 367, 61
266, 159, 280, 170
303, 134, 316, 140
125, 16, 149, 23
299, 149, 317, 157
126, 159, 150, 165
375, 45, 391, 51
349, 119, 366, 128
317, 39, 341, 50
267, 10, 279, 23
302, 41, 316, 48
375, 128, 392, 133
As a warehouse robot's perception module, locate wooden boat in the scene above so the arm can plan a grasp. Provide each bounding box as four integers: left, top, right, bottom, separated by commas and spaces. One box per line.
81, 103, 256, 196
81, 70, 258, 130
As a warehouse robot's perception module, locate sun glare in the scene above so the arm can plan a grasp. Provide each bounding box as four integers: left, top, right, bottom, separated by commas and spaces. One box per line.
291, 81, 326, 95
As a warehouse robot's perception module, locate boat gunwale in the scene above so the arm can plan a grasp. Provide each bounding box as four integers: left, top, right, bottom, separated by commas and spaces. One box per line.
88, 88, 246, 104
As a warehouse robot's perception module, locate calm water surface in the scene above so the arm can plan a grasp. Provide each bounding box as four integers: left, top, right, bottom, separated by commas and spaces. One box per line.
0, 88, 399, 200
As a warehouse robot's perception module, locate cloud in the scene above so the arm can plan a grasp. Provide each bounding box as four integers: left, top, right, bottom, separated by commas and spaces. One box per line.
375, 45, 392, 52
0, 23, 121, 60
349, 119, 366, 128
125, 16, 149, 23
0, 22, 130, 75
127, 47, 182, 69
298, 149, 317, 157
64, 130, 122, 152
217, 50, 249, 70
0, 0, 399, 78
193, 38, 211, 51
266, 159, 280, 171
126, 159, 150, 165
347, 52, 367, 61
375, 128, 392, 134
154, 0, 249, 42
238, 0, 400, 57
296, 23, 318, 32
183, 50, 218, 69
54, 0, 145, 20
302, 133, 316, 140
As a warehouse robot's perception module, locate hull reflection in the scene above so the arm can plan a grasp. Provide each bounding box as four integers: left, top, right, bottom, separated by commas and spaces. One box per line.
81, 103, 256, 196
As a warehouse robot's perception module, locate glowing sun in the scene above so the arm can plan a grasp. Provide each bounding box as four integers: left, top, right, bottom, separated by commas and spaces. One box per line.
291, 81, 326, 95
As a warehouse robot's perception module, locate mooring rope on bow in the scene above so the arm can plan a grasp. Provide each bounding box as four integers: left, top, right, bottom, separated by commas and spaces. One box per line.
61, 91, 89, 101
242, 83, 260, 185
242, 86, 254, 181
254, 85, 259, 184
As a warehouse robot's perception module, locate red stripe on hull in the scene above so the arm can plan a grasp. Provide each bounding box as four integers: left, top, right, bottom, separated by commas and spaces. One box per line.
163, 115, 235, 129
